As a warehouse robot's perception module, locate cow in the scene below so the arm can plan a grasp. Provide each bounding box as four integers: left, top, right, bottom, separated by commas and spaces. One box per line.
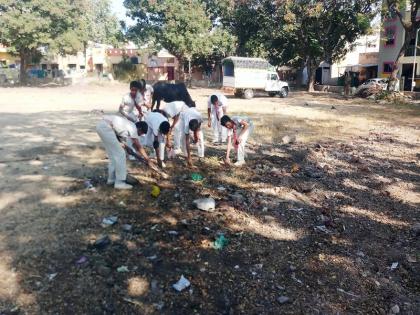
152, 82, 196, 110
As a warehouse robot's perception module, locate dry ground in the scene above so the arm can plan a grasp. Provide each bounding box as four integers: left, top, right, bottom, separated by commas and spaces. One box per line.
0, 82, 419, 315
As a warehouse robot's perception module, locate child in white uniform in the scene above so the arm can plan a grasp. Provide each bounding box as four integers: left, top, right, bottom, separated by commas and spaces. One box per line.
119, 81, 144, 122
143, 111, 170, 168
179, 107, 205, 167
162, 100, 188, 151
207, 93, 228, 143
220, 115, 253, 166
96, 115, 153, 189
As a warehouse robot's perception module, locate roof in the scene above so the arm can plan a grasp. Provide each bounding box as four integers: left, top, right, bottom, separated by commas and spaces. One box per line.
157, 49, 175, 58
223, 56, 269, 69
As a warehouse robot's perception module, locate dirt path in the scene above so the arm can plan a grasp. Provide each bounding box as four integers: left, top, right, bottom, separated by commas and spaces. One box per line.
0, 83, 419, 314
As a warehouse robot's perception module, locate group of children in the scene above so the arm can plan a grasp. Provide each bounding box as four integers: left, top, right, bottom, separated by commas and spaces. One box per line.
96, 80, 254, 189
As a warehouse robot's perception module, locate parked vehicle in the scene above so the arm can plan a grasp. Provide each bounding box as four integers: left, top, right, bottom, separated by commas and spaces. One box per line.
356, 78, 388, 92
222, 56, 289, 99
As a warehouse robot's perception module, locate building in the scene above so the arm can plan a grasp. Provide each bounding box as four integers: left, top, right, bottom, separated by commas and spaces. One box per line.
314, 32, 380, 86
378, 5, 420, 91
0, 44, 18, 68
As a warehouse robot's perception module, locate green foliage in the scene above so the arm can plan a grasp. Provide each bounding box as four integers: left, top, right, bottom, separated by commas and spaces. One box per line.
84, 0, 122, 47
113, 55, 138, 82
125, 0, 236, 66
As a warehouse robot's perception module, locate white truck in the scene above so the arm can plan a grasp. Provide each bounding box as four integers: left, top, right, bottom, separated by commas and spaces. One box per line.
222, 56, 289, 99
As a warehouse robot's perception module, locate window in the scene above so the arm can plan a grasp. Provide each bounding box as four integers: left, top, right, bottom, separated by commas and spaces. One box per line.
384, 7, 397, 21
384, 27, 396, 47
271, 74, 277, 80
383, 62, 394, 73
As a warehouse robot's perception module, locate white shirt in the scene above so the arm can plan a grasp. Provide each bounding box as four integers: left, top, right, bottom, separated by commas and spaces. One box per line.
180, 107, 203, 134
226, 116, 252, 137
208, 94, 228, 115
119, 92, 143, 117
145, 112, 168, 136
103, 115, 138, 140
163, 101, 188, 118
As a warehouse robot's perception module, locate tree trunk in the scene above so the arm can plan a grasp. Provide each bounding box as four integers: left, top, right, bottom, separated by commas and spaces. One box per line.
19, 51, 27, 85
388, 29, 414, 91
187, 58, 192, 87
307, 59, 317, 92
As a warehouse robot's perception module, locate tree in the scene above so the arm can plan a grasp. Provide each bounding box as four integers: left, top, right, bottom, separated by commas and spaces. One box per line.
84, 0, 122, 47
384, 0, 420, 90
125, 0, 236, 81
268, 1, 378, 91
222, 1, 377, 91
0, 0, 87, 83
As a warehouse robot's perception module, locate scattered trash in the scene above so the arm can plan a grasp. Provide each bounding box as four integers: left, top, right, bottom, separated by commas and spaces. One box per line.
217, 186, 226, 191
154, 301, 164, 310
277, 296, 290, 304
117, 266, 129, 273
76, 256, 88, 265
147, 255, 157, 260
234, 265, 240, 269
406, 254, 417, 263
390, 304, 400, 314
337, 288, 360, 298
193, 197, 216, 212
43, 166, 49, 170
84, 180, 96, 192
93, 235, 111, 250
101, 216, 118, 227
168, 230, 179, 236
390, 262, 399, 270
122, 224, 132, 232
213, 234, 229, 250
118, 201, 126, 207
191, 173, 204, 182
314, 225, 331, 234
151, 185, 161, 198
47, 273, 57, 281
172, 275, 190, 292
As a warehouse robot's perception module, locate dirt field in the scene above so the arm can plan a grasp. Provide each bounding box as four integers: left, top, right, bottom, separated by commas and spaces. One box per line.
0, 82, 419, 315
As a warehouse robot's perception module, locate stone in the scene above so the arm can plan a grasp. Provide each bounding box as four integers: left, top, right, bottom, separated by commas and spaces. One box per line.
282, 135, 296, 145
193, 198, 216, 212
390, 304, 400, 314
412, 223, 420, 236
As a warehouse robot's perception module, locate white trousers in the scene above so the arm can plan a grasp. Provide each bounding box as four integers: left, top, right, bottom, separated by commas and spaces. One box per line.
143, 128, 166, 161
180, 130, 205, 158
96, 120, 127, 181
172, 122, 182, 150
211, 111, 227, 142
236, 124, 253, 162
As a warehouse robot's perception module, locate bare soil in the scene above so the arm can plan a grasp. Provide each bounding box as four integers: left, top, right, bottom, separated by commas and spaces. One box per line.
0, 82, 419, 315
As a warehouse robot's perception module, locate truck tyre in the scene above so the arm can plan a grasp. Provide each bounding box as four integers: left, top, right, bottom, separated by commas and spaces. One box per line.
268, 92, 277, 97
280, 87, 289, 98
244, 89, 254, 99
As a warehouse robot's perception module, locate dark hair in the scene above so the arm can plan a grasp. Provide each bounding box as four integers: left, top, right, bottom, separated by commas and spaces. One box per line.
140, 79, 146, 88
135, 121, 148, 134
210, 95, 218, 104
130, 81, 139, 89
159, 121, 170, 134
189, 119, 201, 132
220, 115, 231, 127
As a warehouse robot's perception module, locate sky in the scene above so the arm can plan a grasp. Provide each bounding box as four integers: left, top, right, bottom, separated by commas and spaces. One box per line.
110, 0, 132, 25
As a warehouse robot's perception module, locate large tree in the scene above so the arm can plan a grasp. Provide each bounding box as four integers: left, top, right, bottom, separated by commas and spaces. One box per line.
84, 0, 122, 46
0, 0, 88, 83
124, 0, 236, 81
223, 0, 378, 91
384, 0, 420, 90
